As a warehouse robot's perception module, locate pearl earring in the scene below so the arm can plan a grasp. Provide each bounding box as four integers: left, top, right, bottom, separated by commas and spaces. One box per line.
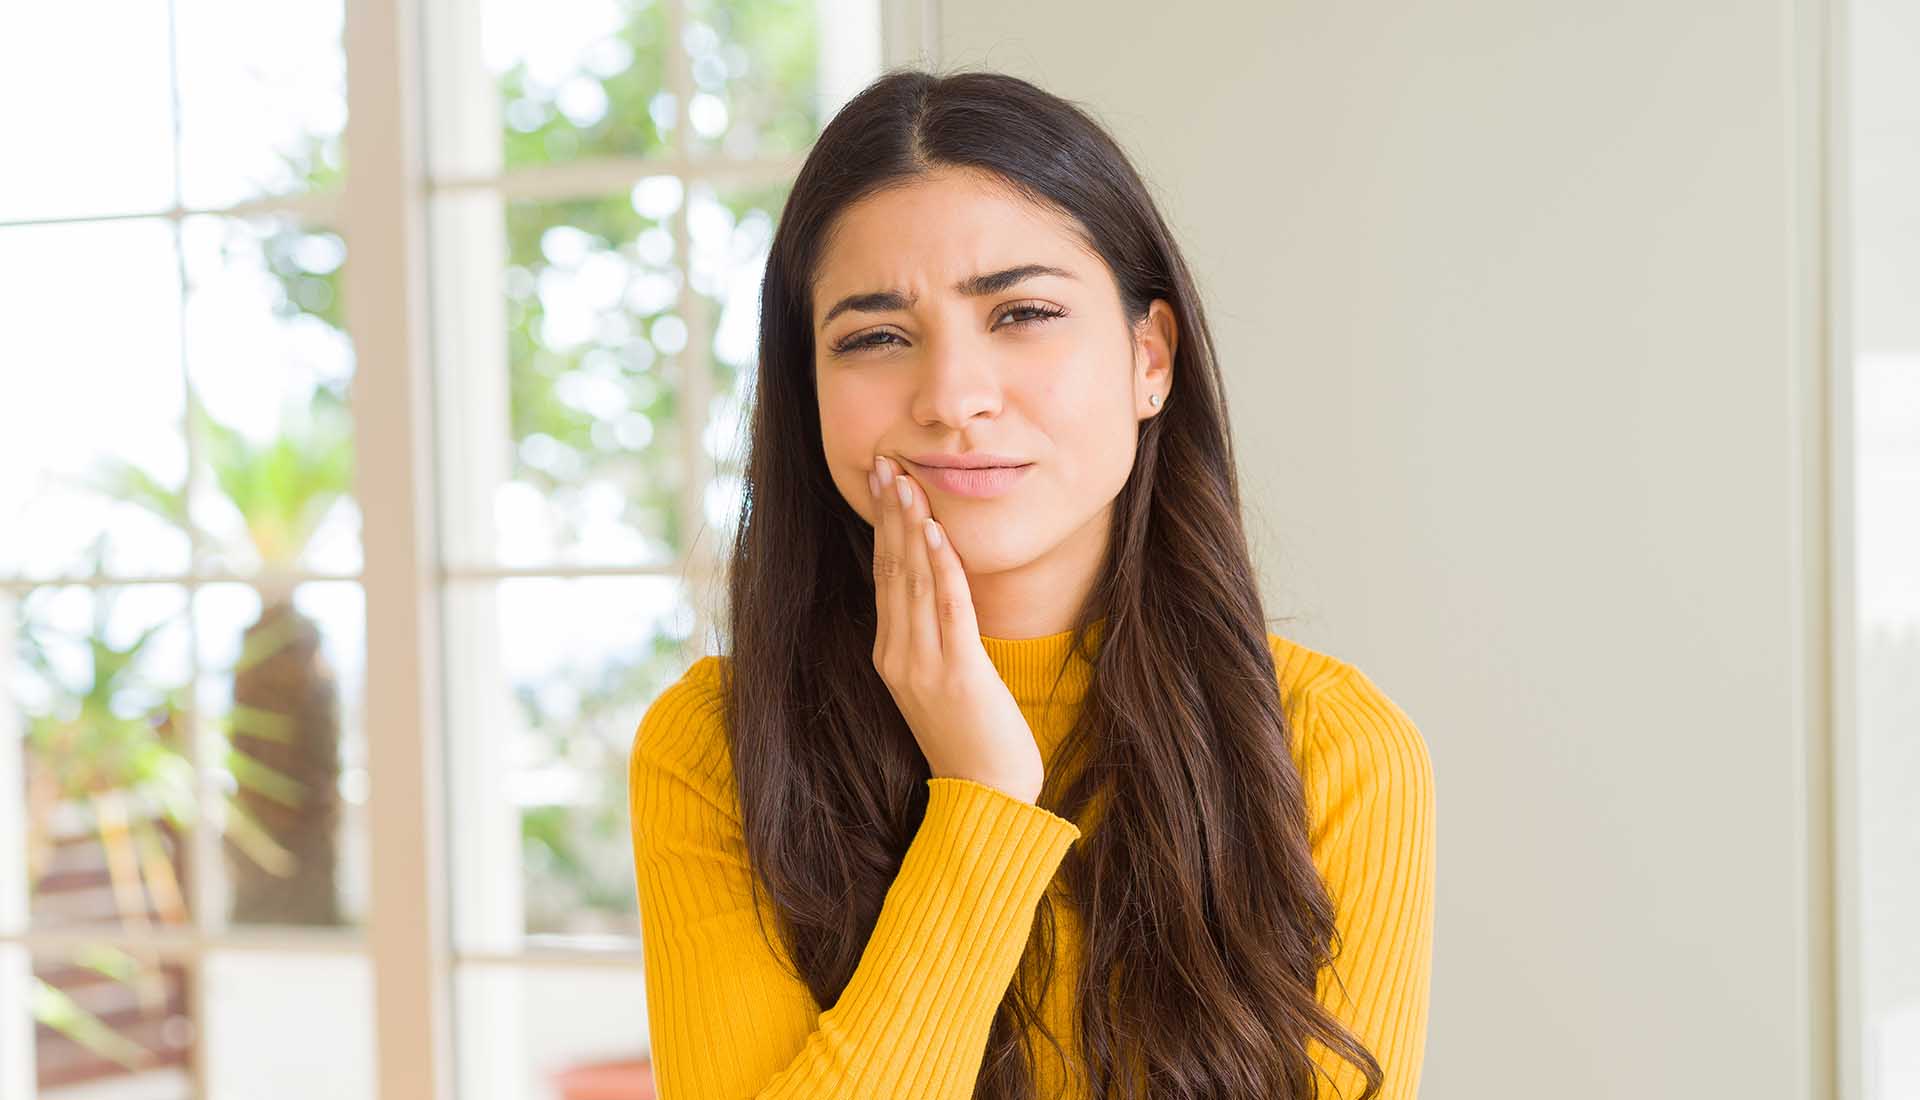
1148, 393, 1161, 407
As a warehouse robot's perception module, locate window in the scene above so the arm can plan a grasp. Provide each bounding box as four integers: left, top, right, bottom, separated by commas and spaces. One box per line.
0, 0, 914, 1096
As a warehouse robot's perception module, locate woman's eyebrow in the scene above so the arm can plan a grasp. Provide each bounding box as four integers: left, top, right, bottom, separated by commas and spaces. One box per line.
819, 263, 1077, 327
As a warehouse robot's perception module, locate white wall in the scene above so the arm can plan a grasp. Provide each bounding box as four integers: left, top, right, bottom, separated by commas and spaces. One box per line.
931, 2, 1830, 1098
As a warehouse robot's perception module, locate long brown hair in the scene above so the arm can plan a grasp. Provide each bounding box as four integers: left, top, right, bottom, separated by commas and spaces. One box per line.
717, 67, 1383, 1100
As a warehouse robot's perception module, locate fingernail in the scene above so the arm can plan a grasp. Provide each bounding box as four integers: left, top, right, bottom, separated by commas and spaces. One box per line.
875, 456, 893, 483
895, 477, 912, 506
924, 518, 943, 549
868, 470, 879, 496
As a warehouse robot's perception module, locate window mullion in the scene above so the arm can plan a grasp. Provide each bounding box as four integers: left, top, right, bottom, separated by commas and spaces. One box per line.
344, 0, 454, 1096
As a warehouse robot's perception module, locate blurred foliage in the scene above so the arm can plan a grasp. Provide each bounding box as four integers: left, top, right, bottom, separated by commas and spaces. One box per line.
24, 0, 817, 961
8, 2, 830, 1084
502, 193, 685, 556
516, 632, 692, 933
499, 1, 671, 168
450, 0, 807, 932
30, 948, 165, 1074
18, 550, 317, 893
256, 216, 347, 335
685, 0, 821, 157
15, 549, 313, 1068
17, 571, 189, 1071
192, 384, 354, 569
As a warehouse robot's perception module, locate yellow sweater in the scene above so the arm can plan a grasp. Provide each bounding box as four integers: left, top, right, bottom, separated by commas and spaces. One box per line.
628, 626, 1436, 1099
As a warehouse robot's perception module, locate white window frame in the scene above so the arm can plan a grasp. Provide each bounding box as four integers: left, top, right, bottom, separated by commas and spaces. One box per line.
0, 1, 937, 1096
1827, 0, 1920, 1096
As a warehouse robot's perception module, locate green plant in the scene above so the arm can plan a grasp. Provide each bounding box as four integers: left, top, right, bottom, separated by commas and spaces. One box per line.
182, 382, 354, 925
17, 551, 302, 1069
21, 375, 354, 1069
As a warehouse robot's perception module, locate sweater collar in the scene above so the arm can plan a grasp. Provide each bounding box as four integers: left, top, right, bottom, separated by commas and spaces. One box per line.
978, 616, 1105, 710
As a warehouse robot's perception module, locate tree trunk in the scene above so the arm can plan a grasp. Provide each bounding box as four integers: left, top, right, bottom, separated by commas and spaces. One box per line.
224, 598, 342, 926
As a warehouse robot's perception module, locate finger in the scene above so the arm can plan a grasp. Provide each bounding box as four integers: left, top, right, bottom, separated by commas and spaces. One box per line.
897, 472, 941, 664
880, 457, 912, 665
870, 459, 892, 657
920, 514, 978, 656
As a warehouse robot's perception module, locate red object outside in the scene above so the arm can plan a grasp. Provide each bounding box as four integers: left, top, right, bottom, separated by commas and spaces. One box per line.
550, 1055, 656, 1100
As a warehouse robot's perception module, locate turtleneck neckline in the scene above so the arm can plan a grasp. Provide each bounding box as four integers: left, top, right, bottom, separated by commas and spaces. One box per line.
977, 616, 1106, 710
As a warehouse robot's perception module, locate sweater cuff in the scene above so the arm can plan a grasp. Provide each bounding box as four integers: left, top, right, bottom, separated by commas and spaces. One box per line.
899, 777, 1081, 938
816, 776, 1081, 1085
925, 775, 1082, 839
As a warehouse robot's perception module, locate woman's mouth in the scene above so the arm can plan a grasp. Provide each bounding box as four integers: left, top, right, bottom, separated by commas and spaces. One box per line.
903, 460, 1035, 499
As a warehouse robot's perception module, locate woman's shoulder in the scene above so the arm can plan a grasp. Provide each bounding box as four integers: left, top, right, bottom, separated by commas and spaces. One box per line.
1264, 631, 1359, 711
1265, 632, 1434, 801
634, 654, 729, 744
629, 654, 736, 820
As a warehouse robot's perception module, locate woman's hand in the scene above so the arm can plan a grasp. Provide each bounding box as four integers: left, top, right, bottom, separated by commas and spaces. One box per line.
868, 455, 1044, 804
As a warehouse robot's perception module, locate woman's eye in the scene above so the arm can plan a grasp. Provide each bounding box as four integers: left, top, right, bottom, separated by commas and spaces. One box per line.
998, 302, 1068, 330
835, 330, 903, 353
830, 303, 1066, 355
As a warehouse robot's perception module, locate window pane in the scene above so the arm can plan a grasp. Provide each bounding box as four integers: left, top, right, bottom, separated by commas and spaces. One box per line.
446, 576, 697, 953
173, 0, 347, 210
29, 946, 195, 1099
0, 220, 191, 581
203, 948, 373, 1099
455, 960, 650, 1100
437, 192, 688, 569
683, 0, 822, 159
486, 0, 673, 170
14, 585, 196, 934
195, 582, 367, 929
0, 4, 175, 220
689, 179, 785, 547
180, 214, 360, 577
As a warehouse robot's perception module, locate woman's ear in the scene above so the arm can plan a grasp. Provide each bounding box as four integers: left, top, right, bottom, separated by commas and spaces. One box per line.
1135, 299, 1177, 419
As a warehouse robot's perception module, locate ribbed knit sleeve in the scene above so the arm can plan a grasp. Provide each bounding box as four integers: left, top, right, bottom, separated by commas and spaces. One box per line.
1297, 665, 1438, 1100
628, 657, 1083, 1099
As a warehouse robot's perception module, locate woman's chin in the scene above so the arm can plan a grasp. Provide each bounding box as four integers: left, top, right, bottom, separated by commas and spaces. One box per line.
938, 522, 1037, 575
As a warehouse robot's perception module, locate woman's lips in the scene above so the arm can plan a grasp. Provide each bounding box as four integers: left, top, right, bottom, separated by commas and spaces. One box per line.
903, 460, 1034, 499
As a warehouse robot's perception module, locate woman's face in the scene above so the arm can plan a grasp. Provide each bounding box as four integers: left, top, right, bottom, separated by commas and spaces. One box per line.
812, 168, 1176, 590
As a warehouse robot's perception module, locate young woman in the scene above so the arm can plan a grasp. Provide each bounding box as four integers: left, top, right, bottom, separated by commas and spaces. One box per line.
629, 68, 1436, 1100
